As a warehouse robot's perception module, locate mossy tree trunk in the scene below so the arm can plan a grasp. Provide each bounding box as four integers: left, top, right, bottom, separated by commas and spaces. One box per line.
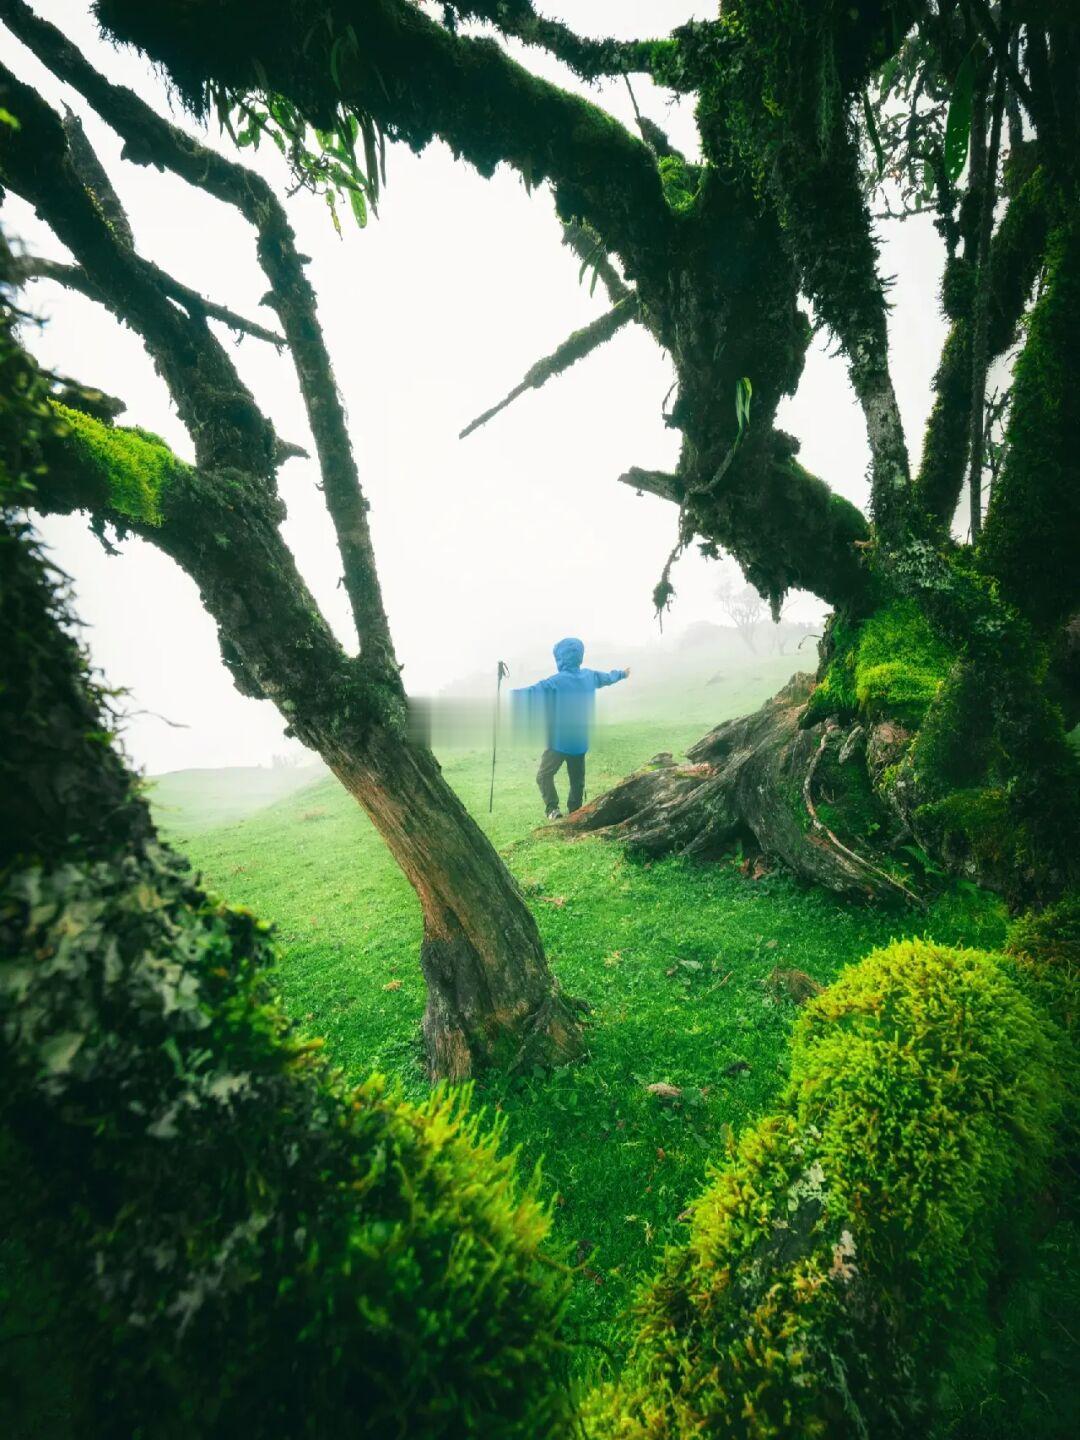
0, 46, 584, 1079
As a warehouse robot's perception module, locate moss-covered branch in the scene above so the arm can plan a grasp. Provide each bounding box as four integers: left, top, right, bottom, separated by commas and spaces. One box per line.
981, 213, 1080, 632
587, 940, 1061, 1438
439, 1, 677, 83
22, 253, 287, 348
0, 61, 276, 479
1, 0, 396, 668
916, 167, 1052, 528
460, 293, 638, 438
92, 0, 677, 291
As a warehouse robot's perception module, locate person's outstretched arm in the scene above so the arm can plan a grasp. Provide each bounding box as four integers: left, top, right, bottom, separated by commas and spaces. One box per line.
512, 674, 559, 697
594, 667, 630, 687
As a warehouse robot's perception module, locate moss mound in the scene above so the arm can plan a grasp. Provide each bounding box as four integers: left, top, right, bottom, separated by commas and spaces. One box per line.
806, 598, 954, 731
0, 850, 574, 1438
586, 939, 1060, 1439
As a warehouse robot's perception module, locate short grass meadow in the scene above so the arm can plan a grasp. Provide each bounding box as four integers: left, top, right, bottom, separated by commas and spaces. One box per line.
152, 655, 1010, 1364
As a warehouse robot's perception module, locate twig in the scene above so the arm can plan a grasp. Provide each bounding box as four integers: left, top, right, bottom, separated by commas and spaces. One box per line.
22, 255, 287, 347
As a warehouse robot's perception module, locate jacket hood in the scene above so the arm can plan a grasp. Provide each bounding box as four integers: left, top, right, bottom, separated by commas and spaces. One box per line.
553, 636, 584, 671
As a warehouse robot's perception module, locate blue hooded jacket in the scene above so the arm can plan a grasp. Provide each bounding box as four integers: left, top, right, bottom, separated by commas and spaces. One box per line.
512, 638, 627, 756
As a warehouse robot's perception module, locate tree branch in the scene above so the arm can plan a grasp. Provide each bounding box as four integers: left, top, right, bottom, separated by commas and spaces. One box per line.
21, 254, 287, 347
967, 56, 1007, 540
33, 406, 366, 745
916, 166, 1050, 528
1, 0, 395, 668
439, 2, 677, 83
459, 293, 638, 438
92, 0, 677, 291
61, 107, 133, 246
0, 61, 276, 478
561, 220, 629, 305
966, 0, 1036, 116
618, 467, 682, 504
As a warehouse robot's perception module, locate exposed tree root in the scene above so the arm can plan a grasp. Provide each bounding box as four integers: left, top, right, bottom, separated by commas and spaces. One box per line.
563, 673, 913, 901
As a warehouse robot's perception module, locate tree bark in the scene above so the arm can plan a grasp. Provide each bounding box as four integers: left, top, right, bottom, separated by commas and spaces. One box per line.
33, 421, 586, 1077
327, 733, 584, 1078
562, 673, 894, 898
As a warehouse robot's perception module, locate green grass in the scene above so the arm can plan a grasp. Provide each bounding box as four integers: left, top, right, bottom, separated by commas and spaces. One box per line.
157, 663, 1009, 1370
146, 763, 324, 838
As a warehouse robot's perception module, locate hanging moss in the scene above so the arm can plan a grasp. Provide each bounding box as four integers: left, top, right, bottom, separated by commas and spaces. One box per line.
585, 939, 1060, 1439
48, 400, 191, 525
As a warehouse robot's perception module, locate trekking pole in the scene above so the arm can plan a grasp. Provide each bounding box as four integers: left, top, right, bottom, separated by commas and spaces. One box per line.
488, 661, 509, 813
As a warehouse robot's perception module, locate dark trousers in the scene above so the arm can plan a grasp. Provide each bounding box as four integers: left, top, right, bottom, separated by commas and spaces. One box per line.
537, 749, 585, 814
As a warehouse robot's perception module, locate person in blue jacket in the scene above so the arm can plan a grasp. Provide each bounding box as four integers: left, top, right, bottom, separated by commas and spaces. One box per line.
512, 637, 630, 819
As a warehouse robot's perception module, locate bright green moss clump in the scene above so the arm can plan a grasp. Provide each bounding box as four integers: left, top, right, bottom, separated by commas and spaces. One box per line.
806, 597, 954, 729
49, 399, 189, 524
657, 155, 699, 215
1, 855, 574, 1438
587, 940, 1059, 1439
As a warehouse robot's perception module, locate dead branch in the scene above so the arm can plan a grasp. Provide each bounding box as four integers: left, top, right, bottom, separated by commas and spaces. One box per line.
460, 294, 638, 439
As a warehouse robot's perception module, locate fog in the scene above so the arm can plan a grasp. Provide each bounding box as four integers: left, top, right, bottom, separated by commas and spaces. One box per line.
3, 1, 947, 774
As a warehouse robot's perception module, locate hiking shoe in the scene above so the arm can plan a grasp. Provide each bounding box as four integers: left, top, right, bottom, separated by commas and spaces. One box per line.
546, 808, 562, 820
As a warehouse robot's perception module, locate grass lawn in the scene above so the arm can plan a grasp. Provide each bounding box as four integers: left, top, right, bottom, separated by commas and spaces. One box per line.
156, 656, 1010, 1370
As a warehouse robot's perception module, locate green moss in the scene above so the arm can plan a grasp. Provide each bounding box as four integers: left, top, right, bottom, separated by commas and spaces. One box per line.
1, 853, 574, 1437
1006, 894, 1080, 1041
807, 598, 953, 730
815, 738, 889, 847
916, 787, 1010, 867
588, 939, 1060, 1439
49, 400, 190, 525
657, 155, 699, 215
981, 214, 1080, 631
856, 599, 953, 724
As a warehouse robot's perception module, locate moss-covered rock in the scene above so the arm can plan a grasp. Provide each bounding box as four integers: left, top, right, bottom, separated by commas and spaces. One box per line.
586, 939, 1060, 1439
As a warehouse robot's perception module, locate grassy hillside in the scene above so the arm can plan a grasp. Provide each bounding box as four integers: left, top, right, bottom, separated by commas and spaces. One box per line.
154, 659, 1010, 1369
146, 762, 325, 837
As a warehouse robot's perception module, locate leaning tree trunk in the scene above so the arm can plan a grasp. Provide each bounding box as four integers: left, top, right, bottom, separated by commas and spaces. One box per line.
0, 63, 586, 1084
34, 425, 586, 1081
326, 730, 584, 1079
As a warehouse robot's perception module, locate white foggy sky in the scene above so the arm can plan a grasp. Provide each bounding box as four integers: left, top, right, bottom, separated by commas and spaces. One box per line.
3, 2, 947, 773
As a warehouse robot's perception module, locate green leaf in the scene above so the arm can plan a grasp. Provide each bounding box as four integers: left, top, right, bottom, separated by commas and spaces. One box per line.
0, 106, 20, 130
325, 189, 342, 238
861, 91, 885, 178
735, 376, 753, 438
330, 35, 346, 91
944, 48, 978, 184
578, 239, 603, 287
348, 186, 368, 229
